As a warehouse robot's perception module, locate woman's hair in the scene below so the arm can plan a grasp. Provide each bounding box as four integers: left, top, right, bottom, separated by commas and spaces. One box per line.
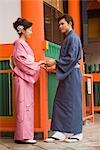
13, 18, 32, 35
58, 14, 74, 29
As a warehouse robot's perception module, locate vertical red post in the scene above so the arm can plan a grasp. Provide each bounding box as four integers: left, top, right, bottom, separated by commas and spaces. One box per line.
68, 0, 81, 36
21, 0, 48, 138
68, 0, 86, 121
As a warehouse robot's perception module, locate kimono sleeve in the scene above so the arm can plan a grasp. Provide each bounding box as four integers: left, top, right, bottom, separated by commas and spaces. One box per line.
13, 42, 40, 76
56, 36, 82, 80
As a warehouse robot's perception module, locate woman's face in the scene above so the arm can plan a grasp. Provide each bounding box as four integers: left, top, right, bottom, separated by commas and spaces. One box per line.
58, 18, 70, 34
24, 27, 32, 39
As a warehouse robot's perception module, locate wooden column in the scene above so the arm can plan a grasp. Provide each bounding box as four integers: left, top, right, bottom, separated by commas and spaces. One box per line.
21, 0, 44, 59
68, 0, 81, 36
21, 0, 48, 138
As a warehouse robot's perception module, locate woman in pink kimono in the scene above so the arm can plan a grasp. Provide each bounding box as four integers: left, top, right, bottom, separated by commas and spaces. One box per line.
11, 18, 44, 144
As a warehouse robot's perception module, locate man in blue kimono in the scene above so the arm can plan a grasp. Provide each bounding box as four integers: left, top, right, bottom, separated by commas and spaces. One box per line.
44, 14, 83, 143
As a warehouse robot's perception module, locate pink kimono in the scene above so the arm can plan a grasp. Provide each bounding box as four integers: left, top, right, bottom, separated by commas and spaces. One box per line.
12, 39, 40, 140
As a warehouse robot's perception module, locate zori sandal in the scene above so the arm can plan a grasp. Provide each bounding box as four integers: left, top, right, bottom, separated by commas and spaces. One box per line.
65, 137, 81, 143
65, 133, 83, 143
44, 137, 61, 143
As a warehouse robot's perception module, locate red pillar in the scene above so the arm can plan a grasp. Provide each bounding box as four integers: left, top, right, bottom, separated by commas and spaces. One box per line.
68, 0, 81, 36
68, 1, 88, 121
21, 0, 44, 59
21, 0, 48, 138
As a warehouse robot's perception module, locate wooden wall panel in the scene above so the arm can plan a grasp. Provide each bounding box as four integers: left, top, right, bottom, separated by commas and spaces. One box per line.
44, 0, 63, 12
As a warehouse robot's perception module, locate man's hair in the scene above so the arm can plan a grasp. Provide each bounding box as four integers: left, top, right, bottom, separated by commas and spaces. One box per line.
58, 14, 74, 29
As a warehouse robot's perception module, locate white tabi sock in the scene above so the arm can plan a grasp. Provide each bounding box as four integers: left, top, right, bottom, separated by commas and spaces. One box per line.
52, 131, 66, 140
71, 133, 83, 140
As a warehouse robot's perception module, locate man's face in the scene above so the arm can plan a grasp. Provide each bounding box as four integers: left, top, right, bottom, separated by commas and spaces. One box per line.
58, 18, 70, 33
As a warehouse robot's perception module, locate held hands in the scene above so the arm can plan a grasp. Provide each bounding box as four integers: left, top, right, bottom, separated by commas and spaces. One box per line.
38, 58, 56, 72
45, 58, 56, 67
38, 60, 46, 66
45, 64, 56, 72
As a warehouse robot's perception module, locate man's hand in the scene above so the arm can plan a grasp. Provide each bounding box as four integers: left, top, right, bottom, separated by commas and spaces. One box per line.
45, 64, 56, 72
45, 58, 56, 67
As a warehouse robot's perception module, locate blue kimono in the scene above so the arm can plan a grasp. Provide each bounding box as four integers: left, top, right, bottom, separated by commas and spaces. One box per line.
51, 30, 82, 135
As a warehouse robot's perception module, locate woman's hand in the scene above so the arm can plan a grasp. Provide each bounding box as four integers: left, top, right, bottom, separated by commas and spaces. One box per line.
45, 64, 56, 72
45, 58, 56, 67
38, 58, 56, 71
38, 60, 46, 66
